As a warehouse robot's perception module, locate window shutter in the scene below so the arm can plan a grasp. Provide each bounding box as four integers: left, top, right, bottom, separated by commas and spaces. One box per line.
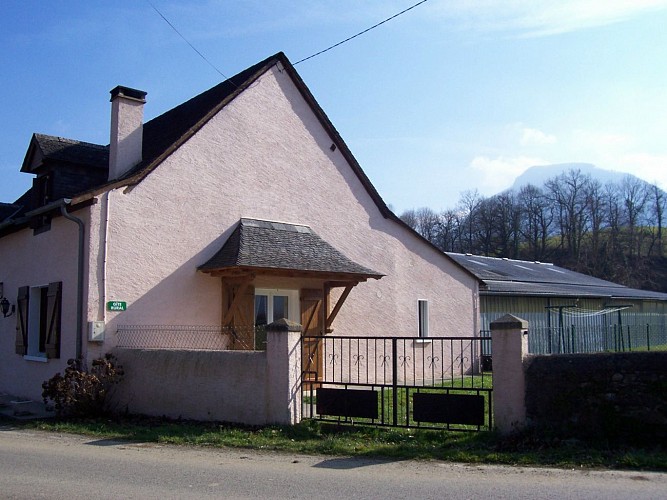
45, 281, 62, 359
15, 286, 29, 355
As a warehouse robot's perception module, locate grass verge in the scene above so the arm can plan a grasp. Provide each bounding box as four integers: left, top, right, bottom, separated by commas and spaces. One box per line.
2, 415, 666, 471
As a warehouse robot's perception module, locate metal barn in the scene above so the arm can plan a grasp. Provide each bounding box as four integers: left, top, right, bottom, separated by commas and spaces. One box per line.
447, 253, 667, 354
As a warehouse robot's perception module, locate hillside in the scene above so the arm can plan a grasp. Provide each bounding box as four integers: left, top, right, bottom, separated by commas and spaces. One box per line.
510, 163, 643, 191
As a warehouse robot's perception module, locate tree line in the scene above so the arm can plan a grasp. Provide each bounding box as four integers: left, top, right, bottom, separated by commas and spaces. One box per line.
400, 169, 667, 292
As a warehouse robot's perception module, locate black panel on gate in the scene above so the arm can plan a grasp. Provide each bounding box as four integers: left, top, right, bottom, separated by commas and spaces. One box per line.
413, 393, 485, 426
317, 388, 378, 419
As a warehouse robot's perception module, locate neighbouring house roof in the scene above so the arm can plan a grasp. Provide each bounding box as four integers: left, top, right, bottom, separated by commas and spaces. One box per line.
2, 135, 109, 225
199, 218, 384, 281
21, 134, 109, 173
446, 252, 667, 301
0, 203, 20, 221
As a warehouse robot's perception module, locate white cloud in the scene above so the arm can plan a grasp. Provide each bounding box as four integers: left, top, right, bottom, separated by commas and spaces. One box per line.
520, 127, 557, 146
469, 155, 547, 194
434, 0, 667, 37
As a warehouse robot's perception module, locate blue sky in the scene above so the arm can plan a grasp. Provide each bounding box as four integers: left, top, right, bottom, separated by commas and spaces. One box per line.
2, 1, 667, 213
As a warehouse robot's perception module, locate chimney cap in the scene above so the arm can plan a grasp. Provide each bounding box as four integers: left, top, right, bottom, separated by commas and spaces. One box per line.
110, 85, 147, 103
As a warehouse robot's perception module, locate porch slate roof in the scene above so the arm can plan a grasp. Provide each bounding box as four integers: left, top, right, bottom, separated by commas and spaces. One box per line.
446, 252, 667, 301
199, 218, 384, 280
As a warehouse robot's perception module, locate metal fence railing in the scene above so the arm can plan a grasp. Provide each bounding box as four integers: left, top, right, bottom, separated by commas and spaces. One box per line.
480, 324, 667, 355
528, 324, 667, 354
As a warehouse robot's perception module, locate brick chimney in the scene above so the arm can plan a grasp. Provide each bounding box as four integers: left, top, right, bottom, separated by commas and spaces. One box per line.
108, 86, 147, 181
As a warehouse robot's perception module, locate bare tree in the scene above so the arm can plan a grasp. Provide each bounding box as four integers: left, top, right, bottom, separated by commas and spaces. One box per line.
647, 182, 665, 257
518, 184, 553, 261
439, 208, 463, 252
619, 175, 649, 258
458, 189, 483, 254
399, 209, 418, 230
494, 191, 521, 258
400, 207, 442, 247
545, 169, 591, 263
583, 178, 607, 269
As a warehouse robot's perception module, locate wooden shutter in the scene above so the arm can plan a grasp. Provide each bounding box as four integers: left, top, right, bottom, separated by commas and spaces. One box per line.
300, 289, 324, 336
44, 282, 62, 359
232, 284, 255, 328
221, 282, 255, 350
301, 289, 325, 382
15, 286, 29, 355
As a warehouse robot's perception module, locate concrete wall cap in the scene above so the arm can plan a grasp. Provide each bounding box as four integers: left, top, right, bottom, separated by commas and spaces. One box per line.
490, 313, 528, 331
265, 318, 302, 332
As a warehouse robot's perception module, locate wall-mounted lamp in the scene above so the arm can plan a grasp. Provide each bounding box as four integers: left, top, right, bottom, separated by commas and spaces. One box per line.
0, 296, 14, 318
0, 283, 15, 318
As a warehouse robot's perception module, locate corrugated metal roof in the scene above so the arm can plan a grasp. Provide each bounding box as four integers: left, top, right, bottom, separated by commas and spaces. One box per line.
446, 252, 667, 301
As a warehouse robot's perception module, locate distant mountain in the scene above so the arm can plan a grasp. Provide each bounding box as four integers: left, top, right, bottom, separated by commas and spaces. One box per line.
510, 163, 641, 191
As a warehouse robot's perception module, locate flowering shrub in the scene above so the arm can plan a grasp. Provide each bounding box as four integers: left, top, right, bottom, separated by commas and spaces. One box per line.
42, 354, 124, 417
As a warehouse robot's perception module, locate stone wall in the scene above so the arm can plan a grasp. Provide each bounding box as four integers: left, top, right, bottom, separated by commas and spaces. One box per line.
111, 325, 302, 425
524, 351, 667, 443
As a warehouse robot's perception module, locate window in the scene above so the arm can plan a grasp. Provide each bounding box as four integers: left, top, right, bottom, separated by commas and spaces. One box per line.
418, 299, 429, 338
253, 289, 298, 351
254, 288, 298, 326
15, 282, 62, 359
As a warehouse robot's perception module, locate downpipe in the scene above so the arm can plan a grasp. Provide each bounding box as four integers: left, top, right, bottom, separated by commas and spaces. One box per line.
60, 200, 85, 361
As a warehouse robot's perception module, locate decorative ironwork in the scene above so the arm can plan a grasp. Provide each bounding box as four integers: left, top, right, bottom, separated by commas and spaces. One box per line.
353, 354, 365, 366
456, 354, 469, 366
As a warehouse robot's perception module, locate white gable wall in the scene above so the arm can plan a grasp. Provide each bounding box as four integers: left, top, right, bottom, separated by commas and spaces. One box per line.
86, 64, 478, 357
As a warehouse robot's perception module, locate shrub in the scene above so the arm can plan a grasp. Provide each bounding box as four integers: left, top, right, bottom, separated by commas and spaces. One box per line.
42, 354, 124, 417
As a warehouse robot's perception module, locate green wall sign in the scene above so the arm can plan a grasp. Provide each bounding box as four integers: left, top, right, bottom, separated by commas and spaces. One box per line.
107, 301, 127, 311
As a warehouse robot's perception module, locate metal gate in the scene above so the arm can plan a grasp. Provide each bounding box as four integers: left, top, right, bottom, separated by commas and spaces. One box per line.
301, 335, 492, 431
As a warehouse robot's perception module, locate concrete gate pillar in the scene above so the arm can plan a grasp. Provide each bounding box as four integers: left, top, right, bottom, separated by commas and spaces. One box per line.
490, 314, 529, 435
266, 318, 302, 425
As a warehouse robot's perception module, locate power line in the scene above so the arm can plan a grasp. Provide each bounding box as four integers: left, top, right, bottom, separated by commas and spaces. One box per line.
148, 0, 430, 77
294, 0, 431, 65
147, 0, 231, 80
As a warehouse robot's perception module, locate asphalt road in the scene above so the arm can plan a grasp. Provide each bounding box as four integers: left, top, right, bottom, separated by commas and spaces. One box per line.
0, 427, 665, 499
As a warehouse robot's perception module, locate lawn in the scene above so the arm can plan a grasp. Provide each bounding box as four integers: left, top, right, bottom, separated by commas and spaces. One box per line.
3, 414, 665, 472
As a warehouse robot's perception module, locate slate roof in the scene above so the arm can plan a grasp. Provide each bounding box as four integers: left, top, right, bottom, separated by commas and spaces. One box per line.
199, 218, 384, 280
4, 52, 447, 268
0, 203, 20, 222
446, 252, 667, 301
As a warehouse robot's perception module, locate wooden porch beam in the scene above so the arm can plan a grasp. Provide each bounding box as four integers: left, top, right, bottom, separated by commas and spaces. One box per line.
321, 283, 330, 335
326, 284, 354, 330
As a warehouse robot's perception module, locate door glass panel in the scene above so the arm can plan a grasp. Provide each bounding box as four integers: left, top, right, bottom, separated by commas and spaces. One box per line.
255, 295, 268, 326
273, 296, 288, 321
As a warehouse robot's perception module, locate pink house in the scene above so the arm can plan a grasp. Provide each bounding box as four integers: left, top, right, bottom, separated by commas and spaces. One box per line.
0, 53, 479, 421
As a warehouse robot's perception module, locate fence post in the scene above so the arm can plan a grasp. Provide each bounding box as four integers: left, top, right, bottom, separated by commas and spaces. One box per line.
266, 318, 302, 425
490, 314, 529, 435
